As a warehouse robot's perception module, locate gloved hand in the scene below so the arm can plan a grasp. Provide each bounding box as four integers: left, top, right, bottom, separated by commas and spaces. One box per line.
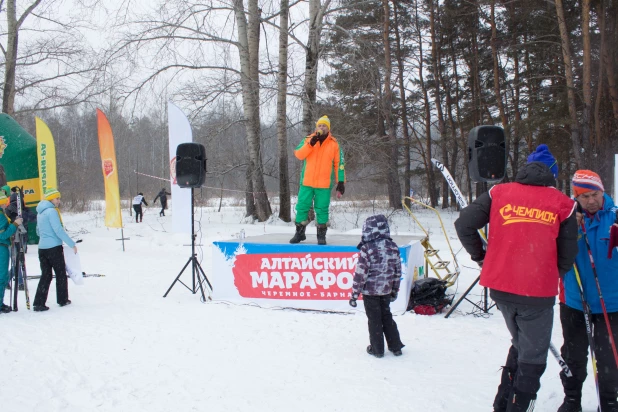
390, 289, 398, 302
476, 260, 484, 268
336, 181, 345, 195
349, 292, 359, 307
309, 133, 320, 146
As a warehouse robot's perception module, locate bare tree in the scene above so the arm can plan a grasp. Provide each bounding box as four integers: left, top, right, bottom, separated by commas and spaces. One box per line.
554, 0, 582, 167
233, 0, 272, 221
1, 0, 106, 115
277, 0, 292, 222
302, 0, 331, 132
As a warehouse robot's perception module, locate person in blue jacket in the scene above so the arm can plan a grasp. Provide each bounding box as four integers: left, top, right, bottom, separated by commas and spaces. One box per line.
558, 170, 618, 412
0, 189, 22, 313
33, 188, 77, 312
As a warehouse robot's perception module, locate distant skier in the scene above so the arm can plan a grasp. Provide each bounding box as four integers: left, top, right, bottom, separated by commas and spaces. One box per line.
349, 214, 404, 358
132, 192, 148, 223
455, 145, 578, 412
153, 188, 171, 217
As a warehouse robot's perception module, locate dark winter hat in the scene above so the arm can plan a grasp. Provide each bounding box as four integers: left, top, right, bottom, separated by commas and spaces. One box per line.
527, 144, 558, 178
138, 192, 143, 196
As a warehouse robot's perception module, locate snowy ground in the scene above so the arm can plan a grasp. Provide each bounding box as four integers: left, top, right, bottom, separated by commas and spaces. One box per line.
0, 200, 599, 411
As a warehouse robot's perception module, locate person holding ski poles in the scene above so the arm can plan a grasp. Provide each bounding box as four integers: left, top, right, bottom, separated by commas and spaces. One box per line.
455, 145, 578, 412
132, 192, 148, 223
33, 188, 76, 312
153, 188, 171, 217
0, 189, 22, 314
557, 170, 618, 412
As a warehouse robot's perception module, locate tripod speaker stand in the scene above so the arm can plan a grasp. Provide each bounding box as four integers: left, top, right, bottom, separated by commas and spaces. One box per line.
163, 187, 212, 302
444, 274, 494, 318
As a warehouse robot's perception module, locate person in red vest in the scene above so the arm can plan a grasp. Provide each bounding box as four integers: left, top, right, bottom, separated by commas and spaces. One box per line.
455, 145, 579, 412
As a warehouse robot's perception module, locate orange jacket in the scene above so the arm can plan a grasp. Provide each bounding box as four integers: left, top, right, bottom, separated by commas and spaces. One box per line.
294, 133, 345, 189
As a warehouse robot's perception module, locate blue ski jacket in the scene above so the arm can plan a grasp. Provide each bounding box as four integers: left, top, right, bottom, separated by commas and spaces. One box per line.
36, 200, 75, 250
562, 194, 618, 314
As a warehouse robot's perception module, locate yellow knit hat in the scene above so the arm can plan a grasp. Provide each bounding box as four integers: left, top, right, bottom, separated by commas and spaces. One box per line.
44, 188, 61, 201
316, 115, 330, 130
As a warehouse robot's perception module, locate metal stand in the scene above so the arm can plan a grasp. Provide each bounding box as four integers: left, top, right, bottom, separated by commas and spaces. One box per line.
163, 188, 212, 301
445, 181, 494, 318
444, 275, 494, 318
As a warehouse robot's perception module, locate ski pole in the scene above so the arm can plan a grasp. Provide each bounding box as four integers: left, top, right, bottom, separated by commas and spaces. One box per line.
573, 263, 602, 410
16, 189, 30, 310
577, 202, 618, 368
549, 342, 573, 378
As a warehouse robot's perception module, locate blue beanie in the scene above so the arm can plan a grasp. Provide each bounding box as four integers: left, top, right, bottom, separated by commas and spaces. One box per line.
527, 144, 558, 178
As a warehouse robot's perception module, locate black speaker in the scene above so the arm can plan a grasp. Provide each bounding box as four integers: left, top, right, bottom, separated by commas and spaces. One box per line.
176, 143, 206, 188
468, 126, 506, 183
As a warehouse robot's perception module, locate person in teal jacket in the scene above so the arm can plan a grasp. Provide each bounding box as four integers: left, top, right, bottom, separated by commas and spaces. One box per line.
0, 189, 22, 313
33, 188, 76, 312
558, 170, 618, 412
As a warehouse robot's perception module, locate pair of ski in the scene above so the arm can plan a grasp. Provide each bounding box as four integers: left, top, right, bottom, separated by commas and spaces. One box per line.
430, 159, 573, 378
10, 189, 30, 312
27, 273, 106, 280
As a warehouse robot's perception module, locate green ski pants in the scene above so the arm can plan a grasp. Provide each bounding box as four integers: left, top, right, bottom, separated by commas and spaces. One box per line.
295, 185, 331, 225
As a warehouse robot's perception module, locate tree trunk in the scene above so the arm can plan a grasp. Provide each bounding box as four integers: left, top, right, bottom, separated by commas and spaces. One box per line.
415, 3, 437, 207
3, 0, 18, 115
581, 0, 592, 151
490, 0, 510, 171
302, 0, 331, 132
428, 0, 448, 208
600, 2, 618, 121
234, 0, 272, 221
382, 0, 401, 209
555, 0, 582, 167
277, 0, 291, 222
392, 1, 411, 206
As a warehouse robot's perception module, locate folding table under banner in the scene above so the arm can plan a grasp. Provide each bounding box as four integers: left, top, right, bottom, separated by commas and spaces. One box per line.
212, 233, 426, 314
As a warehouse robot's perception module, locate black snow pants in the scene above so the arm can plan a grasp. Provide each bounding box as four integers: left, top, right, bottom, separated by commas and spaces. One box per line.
34, 246, 69, 306
559, 303, 618, 403
133, 205, 143, 222
363, 294, 404, 355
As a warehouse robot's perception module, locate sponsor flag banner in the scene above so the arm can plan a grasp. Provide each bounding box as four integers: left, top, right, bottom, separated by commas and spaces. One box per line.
167, 102, 192, 233
35, 117, 57, 198
96, 109, 123, 228
211, 235, 425, 314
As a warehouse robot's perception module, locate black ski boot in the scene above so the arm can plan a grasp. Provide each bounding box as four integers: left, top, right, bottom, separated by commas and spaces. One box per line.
317, 224, 327, 245
557, 397, 581, 412
600, 396, 618, 412
33, 305, 49, 312
493, 367, 515, 412
289, 222, 307, 244
558, 368, 583, 412
494, 345, 519, 412
505, 389, 536, 412
0, 304, 11, 313
59, 300, 72, 307
366, 345, 384, 358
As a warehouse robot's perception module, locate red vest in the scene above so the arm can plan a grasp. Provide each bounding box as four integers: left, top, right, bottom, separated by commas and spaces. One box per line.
480, 183, 576, 297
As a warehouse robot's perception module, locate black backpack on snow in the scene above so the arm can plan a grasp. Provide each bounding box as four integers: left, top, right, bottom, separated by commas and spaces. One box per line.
407, 277, 452, 315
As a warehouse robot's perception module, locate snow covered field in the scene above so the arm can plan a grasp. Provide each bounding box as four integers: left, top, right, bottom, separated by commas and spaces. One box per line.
0, 201, 599, 411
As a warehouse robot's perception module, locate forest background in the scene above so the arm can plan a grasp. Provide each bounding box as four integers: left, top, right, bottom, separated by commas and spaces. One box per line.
0, 0, 614, 222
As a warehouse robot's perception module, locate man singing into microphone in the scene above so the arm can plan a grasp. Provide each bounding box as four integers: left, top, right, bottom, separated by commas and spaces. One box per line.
289, 115, 345, 246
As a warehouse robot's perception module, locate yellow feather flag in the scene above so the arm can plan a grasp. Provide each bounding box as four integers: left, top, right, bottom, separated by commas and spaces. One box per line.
35, 117, 58, 199
96, 109, 123, 228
